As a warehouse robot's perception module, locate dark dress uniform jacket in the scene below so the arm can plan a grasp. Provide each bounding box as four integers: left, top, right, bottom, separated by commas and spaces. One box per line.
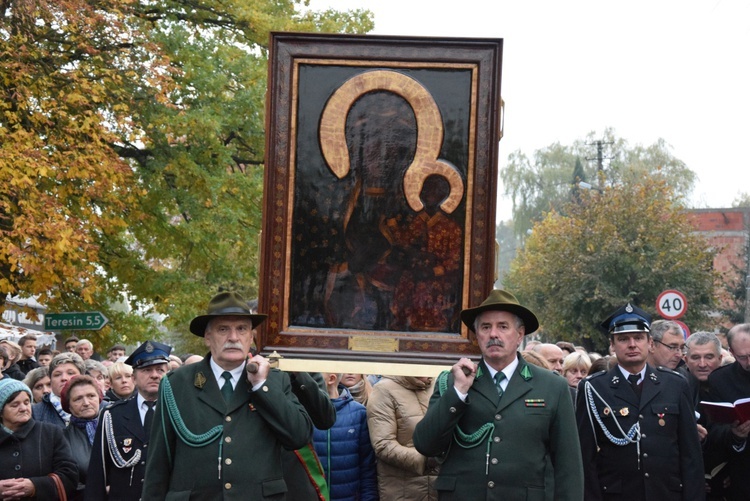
413, 354, 584, 501
84, 397, 149, 501
576, 365, 705, 501
142, 357, 313, 500
705, 361, 750, 501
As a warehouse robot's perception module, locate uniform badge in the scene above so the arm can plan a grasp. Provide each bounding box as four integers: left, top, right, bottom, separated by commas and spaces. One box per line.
611, 376, 620, 384
619, 407, 629, 416
525, 399, 545, 407
145, 341, 154, 353
625, 304, 634, 313
195, 372, 207, 389
658, 413, 665, 426
248, 403, 256, 412
603, 407, 611, 416
123, 438, 132, 446
650, 372, 658, 382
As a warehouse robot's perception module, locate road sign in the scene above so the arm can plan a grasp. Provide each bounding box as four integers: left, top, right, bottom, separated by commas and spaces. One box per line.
655, 290, 688, 320
674, 320, 691, 339
44, 312, 109, 331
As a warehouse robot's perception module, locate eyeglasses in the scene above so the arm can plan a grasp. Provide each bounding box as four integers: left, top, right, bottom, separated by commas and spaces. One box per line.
655, 340, 687, 354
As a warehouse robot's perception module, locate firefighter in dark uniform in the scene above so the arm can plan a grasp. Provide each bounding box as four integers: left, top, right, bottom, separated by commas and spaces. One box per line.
576, 303, 704, 501
84, 340, 171, 500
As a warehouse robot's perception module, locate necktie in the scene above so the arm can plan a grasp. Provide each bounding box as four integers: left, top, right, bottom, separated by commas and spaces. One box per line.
494, 372, 506, 398
221, 371, 234, 402
143, 400, 156, 438
627, 373, 642, 398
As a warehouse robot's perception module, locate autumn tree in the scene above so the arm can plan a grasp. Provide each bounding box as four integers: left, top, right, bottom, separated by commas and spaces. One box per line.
504, 177, 717, 352
1, 0, 373, 352
500, 128, 696, 237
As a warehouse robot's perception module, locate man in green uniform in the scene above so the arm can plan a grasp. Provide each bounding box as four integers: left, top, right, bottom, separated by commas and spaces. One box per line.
413, 289, 584, 500
142, 291, 312, 500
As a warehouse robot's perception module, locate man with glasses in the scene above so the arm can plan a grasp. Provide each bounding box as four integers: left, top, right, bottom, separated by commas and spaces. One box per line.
647, 320, 686, 370
576, 303, 704, 500
706, 323, 750, 501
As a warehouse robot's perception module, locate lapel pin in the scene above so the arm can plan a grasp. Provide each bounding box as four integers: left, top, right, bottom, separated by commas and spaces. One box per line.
619, 407, 629, 417
194, 372, 207, 389
658, 413, 665, 426
603, 407, 611, 416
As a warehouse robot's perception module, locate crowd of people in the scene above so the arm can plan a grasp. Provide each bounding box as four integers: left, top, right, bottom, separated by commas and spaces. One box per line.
0, 289, 748, 500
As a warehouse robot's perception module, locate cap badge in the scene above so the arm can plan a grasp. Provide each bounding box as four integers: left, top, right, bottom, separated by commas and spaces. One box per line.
194, 372, 207, 389
625, 304, 633, 313
145, 342, 154, 353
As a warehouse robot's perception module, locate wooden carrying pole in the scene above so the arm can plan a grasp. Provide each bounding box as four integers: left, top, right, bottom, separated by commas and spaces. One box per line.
265, 352, 451, 378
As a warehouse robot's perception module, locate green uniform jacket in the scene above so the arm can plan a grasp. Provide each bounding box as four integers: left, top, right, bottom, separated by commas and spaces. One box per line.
413, 354, 584, 501
142, 357, 313, 500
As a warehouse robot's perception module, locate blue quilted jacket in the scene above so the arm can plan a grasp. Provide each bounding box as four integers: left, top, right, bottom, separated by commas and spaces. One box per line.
313, 387, 378, 501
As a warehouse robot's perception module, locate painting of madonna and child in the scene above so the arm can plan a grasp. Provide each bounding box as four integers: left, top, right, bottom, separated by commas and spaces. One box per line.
261, 34, 503, 361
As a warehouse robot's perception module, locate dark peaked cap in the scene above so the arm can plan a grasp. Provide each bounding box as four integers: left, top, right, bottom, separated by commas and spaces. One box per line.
460, 289, 539, 334
600, 303, 652, 335
189, 291, 267, 337
124, 340, 172, 369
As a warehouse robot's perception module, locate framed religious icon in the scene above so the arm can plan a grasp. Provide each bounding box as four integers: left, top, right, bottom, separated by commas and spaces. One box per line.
259, 32, 503, 365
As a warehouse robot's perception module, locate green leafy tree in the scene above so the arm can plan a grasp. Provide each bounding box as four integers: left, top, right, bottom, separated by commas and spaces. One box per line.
505, 177, 717, 352
1, 0, 373, 353
501, 128, 696, 237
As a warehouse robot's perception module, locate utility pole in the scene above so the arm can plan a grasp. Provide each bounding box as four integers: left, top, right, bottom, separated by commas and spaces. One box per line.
586, 140, 613, 190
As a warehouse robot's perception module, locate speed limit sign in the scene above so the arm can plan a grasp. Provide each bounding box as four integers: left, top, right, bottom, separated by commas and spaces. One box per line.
656, 290, 688, 320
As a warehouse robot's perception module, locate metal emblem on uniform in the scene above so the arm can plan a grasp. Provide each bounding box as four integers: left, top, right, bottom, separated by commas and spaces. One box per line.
625, 303, 634, 313
195, 372, 207, 389
611, 376, 620, 384
123, 438, 132, 446
650, 372, 658, 381
145, 341, 154, 353
658, 413, 665, 426
603, 407, 611, 416
619, 407, 629, 416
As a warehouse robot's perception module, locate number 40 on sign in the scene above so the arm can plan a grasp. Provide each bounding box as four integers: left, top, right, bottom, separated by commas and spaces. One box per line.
656, 290, 688, 320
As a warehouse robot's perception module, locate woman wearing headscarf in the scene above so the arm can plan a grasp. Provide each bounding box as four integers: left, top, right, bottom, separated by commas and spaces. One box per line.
32, 352, 86, 427
61, 375, 103, 500
0, 378, 78, 499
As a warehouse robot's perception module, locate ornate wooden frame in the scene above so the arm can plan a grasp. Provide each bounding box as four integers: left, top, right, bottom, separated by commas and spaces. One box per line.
259, 33, 503, 364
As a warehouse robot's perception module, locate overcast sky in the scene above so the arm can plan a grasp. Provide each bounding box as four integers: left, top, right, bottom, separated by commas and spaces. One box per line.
307, 0, 750, 220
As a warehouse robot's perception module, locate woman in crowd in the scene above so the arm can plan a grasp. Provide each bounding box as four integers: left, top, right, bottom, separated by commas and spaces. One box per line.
61, 375, 102, 500
562, 351, 592, 406
23, 366, 51, 403
367, 375, 438, 500
340, 373, 373, 407
84, 359, 110, 394
0, 378, 78, 499
0, 340, 25, 380
105, 361, 134, 402
32, 352, 86, 427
